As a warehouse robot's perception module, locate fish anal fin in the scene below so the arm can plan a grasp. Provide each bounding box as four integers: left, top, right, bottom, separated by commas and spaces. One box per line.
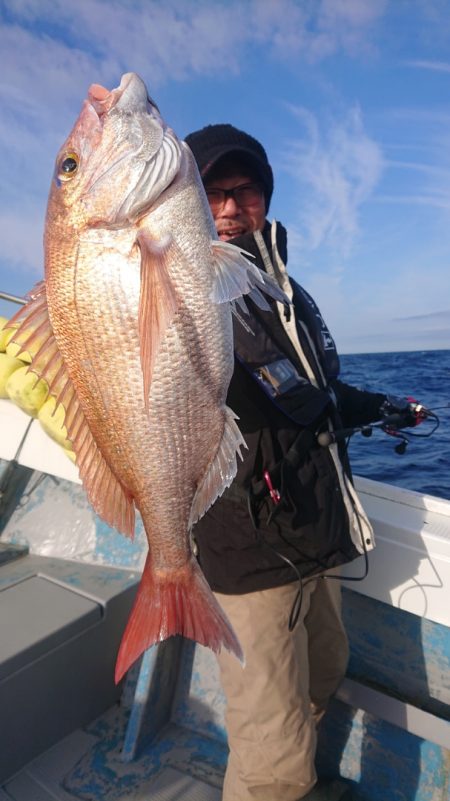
68, 414, 135, 538
189, 407, 246, 528
137, 231, 178, 408
115, 554, 243, 683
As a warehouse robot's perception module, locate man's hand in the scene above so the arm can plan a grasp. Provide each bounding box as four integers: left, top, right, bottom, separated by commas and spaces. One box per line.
379, 395, 429, 429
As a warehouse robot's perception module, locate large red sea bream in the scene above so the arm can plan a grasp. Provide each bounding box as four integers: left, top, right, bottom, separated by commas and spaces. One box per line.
7, 73, 286, 682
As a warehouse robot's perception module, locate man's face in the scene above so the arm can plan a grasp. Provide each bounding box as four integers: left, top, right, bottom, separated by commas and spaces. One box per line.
204, 171, 266, 242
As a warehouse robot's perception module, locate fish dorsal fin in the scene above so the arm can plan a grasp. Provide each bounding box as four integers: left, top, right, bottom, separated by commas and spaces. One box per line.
188, 406, 246, 528
211, 239, 289, 308
8, 282, 135, 537
137, 231, 179, 409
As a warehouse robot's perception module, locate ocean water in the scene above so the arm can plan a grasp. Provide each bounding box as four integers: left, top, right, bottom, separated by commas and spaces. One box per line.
339, 349, 450, 501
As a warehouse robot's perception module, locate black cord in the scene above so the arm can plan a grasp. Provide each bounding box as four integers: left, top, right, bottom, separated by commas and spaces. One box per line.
396, 414, 439, 438
247, 488, 304, 629
246, 463, 370, 632
246, 406, 441, 633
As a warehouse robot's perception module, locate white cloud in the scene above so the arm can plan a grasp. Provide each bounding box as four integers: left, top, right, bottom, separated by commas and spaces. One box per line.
375, 193, 450, 211
0, 0, 389, 281
0, 0, 388, 166
314, 0, 387, 58
2, 0, 388, 87
2, 1, 246, 89
323, 245, 450, 354
282, 105, 384, 257
404, 59, 450, 73
385, 160, 450, 178
0, 0, 391, 138
250, 0, 386, 61
396, 310, 450, 322
376, 111, 450, 215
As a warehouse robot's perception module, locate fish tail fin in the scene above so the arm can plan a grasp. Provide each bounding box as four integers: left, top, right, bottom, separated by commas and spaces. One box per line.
115, 553, 243, 683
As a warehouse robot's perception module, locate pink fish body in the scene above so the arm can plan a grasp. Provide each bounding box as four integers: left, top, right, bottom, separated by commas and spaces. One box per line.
8, 73, 285, 682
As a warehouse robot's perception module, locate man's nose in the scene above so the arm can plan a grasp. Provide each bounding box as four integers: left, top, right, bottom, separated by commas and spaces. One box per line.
221, 195, 241, 215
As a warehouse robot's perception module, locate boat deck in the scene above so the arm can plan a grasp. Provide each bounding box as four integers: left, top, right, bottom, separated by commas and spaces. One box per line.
2, 719, 224, 801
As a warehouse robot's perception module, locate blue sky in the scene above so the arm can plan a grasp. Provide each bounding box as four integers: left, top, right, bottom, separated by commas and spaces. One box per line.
1, 0, 450, 353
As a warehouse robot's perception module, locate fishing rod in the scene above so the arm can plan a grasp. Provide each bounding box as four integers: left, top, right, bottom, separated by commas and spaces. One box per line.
317, 404, 442, 455
266, 401, 445, 631
0, 291, 26, 306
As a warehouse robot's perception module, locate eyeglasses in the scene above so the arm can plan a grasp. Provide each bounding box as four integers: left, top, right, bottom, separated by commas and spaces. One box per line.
205, 182, 264, 211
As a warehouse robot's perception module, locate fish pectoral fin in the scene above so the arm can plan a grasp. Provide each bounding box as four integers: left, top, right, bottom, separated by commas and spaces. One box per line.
8, 281, 135, 538
188, 406, 247, 528
210, 239, 290, 308
137, 231, 178, 407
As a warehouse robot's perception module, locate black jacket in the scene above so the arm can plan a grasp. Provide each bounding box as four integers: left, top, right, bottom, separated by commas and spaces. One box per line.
193, 222, 385, 594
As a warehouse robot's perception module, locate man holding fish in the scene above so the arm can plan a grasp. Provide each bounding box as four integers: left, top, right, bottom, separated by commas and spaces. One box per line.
3, 74, 422, 801
185, 123, 395, 801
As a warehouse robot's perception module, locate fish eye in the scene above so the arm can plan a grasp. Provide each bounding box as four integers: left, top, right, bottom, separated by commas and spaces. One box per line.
58, 152, 79, 181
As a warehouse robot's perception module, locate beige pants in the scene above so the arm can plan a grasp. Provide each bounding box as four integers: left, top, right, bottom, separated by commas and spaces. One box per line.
215, 576, 349, 801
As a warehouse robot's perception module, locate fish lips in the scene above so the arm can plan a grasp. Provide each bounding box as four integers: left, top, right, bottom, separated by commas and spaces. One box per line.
88, 73, 155, 118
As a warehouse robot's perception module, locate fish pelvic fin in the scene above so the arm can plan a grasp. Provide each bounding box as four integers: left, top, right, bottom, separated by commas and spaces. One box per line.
210, 239, 290, 309
8, 281, 135, 537
189, 406, 246, 528
137, 231, 178, 410
115, 553, 243, 683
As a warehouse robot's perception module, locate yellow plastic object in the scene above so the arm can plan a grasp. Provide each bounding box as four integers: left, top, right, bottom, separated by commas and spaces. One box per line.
6, 365, 49, 417
63, 447, 77, 463
0, 353, 24, 397
0, 318, 19, 354
38, 396, 73, 450
1, 316, 38, 364
5, 339, 33, 363
0, 317, 8, 350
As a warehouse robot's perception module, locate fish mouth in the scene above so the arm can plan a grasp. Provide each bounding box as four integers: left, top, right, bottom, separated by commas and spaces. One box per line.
70, 72, 181, 225
88, 73, 149, 116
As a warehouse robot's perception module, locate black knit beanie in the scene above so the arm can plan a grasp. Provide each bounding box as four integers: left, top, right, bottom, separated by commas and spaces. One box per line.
185, 123, 274, 211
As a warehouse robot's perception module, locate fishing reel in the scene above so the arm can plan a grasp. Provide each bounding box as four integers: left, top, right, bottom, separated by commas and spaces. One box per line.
317, 400, 443, 455
377, 396, 439, 454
